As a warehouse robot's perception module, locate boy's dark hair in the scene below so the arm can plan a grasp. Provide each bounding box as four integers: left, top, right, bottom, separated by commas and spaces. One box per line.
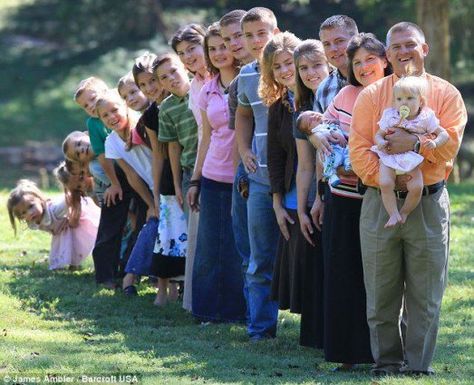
346, 33, 392, 86
132, 52, 158, 85
170, 23, 206, 53
219, 9, 246, 28
319, 15, 358, 37
241, 7, 277, 30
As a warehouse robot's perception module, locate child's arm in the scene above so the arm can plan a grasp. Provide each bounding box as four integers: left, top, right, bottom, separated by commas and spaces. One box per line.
235, 105, 256, 173
146, 127, 164, 217
97, 154, 123, 206
116, 159, 155, 219
168, 142, 183, 208
310, 152, 324, 231
425, 126, 450, 150
374, 129, 389, 151
187, 109, 212, 212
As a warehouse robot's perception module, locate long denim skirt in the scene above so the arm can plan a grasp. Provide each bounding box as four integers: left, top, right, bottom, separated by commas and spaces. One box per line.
192, 177, 247, 323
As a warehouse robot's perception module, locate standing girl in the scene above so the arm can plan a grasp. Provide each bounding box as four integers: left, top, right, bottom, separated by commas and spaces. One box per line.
186, 23, 246, 322
171, 23, 210, 312
133, 52, 186, 305
7, 179, 100, 270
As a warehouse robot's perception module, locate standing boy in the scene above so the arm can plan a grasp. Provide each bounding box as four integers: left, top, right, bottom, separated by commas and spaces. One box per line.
235, 7, 280, 341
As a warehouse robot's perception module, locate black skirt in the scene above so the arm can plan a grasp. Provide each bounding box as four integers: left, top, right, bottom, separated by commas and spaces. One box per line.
271, 209, 324, 348
322, 185, 373, 363
151, 254, 185, 279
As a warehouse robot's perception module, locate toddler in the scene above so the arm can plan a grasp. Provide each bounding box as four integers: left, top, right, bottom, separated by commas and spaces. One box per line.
7, 179, 100, 270
372, 76, 449, 227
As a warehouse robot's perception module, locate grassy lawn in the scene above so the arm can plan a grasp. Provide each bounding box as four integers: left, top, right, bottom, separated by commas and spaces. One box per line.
0, 185, 472, 385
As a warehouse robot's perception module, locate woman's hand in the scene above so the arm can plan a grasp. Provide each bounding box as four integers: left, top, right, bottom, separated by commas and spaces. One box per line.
186, 186, 200, 212
308, 129, 335, 156
104, 183, 123, 207
310, 195, 324, 232
298, 212, 315, 246
274, 206, 295, 241
153, 196, 160, 219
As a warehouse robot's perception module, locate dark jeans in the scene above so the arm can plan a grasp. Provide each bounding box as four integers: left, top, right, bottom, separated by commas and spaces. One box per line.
92, 165, 134, 284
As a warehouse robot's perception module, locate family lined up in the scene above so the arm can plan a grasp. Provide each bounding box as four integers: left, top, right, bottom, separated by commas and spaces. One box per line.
7, 7, 466, 377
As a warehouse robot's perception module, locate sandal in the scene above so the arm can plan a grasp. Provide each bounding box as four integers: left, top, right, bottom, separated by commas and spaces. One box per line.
123, 285, 138, 296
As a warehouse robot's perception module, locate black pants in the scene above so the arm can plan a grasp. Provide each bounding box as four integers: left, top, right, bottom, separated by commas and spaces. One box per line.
92, 164, 134, 284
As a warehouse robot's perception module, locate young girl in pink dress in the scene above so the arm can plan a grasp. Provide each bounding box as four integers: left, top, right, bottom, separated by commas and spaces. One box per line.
372, 76, 449, 227
7, 179, 100, 270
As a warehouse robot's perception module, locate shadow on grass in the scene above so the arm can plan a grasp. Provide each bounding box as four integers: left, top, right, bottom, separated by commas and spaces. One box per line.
3, 260, 337, 383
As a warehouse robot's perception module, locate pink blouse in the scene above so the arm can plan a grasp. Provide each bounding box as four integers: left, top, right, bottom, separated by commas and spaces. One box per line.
198, 75, 235, 184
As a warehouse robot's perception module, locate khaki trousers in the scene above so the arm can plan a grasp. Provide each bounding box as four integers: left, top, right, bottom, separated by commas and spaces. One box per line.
360, 187, 449, 371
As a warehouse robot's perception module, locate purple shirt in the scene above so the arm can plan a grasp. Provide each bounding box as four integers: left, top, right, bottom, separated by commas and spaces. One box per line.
198, 75, 235, 184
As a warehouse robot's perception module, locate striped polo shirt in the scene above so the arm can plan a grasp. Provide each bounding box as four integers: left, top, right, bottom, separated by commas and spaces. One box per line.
158, 92, 198, 169
237, 61, 269, 185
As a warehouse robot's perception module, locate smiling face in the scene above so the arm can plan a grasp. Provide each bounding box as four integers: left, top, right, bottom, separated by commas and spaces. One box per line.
243, 20, 276, 59
97, 99, 129, 133
386, 28, 428, 77
272, 50, 296, 89
351, 47, 387, 87
175, 40, 206, 74
220, 22, 252, 63
155, 59, 190, 97
297, 55, 330, 92
135, 71, 161, 102
207, 34, 234, 70
65, 135, 93, 163
118, 81, 148, 112
320, 27, 352, 71
76, 88, 100, 117
13, 194, 44, 225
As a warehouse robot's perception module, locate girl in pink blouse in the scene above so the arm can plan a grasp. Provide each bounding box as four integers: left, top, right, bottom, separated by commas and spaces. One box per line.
186, 23, 246, 323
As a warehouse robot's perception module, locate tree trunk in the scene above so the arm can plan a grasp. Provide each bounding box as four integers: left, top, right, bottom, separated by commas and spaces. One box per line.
416, 0, 450, 81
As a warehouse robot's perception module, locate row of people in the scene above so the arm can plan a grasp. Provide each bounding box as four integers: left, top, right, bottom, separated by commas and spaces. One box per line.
7, 6, 466, 377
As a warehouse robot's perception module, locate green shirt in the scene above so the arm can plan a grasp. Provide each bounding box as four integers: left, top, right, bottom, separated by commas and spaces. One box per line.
158, 93, 198, 169
87, 117, 111, 157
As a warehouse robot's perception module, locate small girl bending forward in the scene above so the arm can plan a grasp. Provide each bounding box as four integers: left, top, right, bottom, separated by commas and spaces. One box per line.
7, 179, 100, 270
372, 76, 449, 227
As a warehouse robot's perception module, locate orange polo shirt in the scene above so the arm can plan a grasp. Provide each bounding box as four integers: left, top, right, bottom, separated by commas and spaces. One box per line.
349, 73, 467, 188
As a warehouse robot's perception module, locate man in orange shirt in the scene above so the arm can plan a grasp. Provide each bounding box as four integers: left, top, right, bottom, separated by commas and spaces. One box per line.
350, 22, 467, 376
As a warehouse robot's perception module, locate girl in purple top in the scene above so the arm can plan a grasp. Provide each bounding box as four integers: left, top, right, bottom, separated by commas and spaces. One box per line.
186, 23, 246, 323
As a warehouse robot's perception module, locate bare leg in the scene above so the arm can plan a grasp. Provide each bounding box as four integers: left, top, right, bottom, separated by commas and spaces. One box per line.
379, 163, 401, 228
399, 167, 423, 224
168, 282, 179, 302
122, 273, 135, 289
154, 278, 169, 306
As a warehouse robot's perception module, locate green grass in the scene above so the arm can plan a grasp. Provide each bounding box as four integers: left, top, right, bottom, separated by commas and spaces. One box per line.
0, 185, 473, 385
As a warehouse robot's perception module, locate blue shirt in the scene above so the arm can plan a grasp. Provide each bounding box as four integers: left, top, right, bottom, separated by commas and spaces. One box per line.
237, 61, 270, 185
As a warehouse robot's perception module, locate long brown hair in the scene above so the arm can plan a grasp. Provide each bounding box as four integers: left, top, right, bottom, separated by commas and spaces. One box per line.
259, 31, 301, 107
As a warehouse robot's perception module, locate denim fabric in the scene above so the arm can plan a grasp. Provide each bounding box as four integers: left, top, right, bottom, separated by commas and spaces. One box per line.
231, 162, 250, 322
125, 217, 159, 276
246, 179, 280, 338
192, 177, 246, 322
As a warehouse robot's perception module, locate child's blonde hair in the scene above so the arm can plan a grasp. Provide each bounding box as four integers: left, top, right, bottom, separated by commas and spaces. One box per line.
293, 39, 332, 111
73, 76, 108, 101
62, 131, 89, 161
7, 179, 46, 234
96, 89, 137, 150
54, 161, 86, 227
393, 75, 427, 101
259, 31, 301, 107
